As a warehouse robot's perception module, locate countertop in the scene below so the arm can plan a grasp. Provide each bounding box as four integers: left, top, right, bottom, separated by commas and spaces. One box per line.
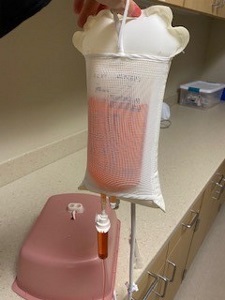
1, 103, 225, 300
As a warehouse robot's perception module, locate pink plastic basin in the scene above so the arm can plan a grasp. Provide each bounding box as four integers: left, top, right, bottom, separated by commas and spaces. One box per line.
12, 193, 120, 300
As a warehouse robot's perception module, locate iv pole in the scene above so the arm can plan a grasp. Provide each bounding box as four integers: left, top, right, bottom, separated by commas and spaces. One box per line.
127, 203, 136, 300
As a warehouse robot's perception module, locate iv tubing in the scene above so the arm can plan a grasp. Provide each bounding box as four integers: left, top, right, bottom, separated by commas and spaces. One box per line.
118, 0, 130, 54
113, 0, 130, 54
127, 203, 136, 300
101, 194, 107, 212
102, 259, 107, 300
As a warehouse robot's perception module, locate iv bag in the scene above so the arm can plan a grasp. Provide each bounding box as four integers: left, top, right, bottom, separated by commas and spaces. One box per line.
73, 5, 189, 210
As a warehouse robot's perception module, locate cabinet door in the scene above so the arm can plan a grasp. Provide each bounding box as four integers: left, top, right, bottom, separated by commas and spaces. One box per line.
212, 1, 225, 17
163, 200, 200, 300
132, 245, 168, 300
184, 0, 215, 15
217, 5, 225, 18
186, 161, 225, 270
157, 0, 184, 6
219, 174, 225, 206
213, 161, 225, 210
210, 172, 224, 220
219, 161, 225, 205
183, 192, 206, 271
209, 161, 225, 223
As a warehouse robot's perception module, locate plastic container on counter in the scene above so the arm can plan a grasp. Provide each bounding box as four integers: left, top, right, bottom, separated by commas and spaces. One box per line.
179, 81, 225, 109
12, 193, 120, 300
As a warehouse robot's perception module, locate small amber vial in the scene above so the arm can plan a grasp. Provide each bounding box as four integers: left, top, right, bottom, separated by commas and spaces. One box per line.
96, 210, 110, 260
97, 231, 108, 259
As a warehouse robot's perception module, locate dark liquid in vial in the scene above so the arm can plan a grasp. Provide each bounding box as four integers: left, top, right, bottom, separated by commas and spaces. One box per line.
97, 231, 108, 259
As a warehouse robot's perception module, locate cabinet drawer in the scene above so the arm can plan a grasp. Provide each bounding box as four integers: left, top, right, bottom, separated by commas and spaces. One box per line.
184, 0, 215, 15
163, 199, 201, 300
186, 160, 225, 270
132, 245, 168, 300
168, 199, 201, 255
211, 161, 225, 208
219, 160, 225, 205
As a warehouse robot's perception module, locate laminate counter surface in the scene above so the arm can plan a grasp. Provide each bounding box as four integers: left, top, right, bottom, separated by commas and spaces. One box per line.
1, 103, 225, 300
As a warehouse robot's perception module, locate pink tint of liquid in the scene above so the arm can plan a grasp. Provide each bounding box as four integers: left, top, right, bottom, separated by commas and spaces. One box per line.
87, 97, 148, 191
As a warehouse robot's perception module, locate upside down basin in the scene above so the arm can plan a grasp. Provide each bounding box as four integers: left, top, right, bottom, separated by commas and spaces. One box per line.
12, 193, 120, 300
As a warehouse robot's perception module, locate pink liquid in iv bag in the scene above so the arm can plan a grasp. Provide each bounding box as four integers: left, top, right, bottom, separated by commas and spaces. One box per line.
87, 97, 148, 191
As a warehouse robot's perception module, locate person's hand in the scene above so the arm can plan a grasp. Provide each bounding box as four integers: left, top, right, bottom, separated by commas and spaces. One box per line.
74, 0, 141, 27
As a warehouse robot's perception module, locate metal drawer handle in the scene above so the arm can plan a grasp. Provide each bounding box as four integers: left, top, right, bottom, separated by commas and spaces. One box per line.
212, 193, 222, 200
182, 210, 199, 229
140, 272, 159, 300
153, 274, 168, 298
216, 182, 223, 188
212, 176, 224, 200
166, 260, 177, 282
221, 177, 225, 190
212, 173, 224, 187
212, 0, 222, 7
135, 272, 168, 300
218, 0, 225, 7
221, 178, 225, 197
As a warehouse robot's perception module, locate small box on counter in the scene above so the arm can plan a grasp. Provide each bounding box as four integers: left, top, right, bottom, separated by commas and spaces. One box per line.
179, 81, 225, 109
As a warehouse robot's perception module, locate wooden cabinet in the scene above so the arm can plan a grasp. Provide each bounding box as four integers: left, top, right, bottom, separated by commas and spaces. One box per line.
132, 160, 225, 300
184, 0, 225, 18
216, 162, 225, 208
167, 0, 184, 5
156, 0, 225, 19
186, 161, 225, 271
184, 0, 215, 15
217, 3, 225, 18
132, 246, 168, 300
132, 201, 201, 300
163, 199, 201, 300
219, 174, 225, 205
157, 0, 184, 6
184, 189, 211, 271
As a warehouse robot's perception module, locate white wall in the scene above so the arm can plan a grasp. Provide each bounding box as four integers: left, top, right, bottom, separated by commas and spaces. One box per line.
202, 18, 225, 83
1, 1, 222, 108
164, 9, 212, 104
0, 0, 86, 105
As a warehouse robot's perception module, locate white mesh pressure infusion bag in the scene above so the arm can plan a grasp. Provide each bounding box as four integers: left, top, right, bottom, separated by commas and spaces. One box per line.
73, 5, 189, 211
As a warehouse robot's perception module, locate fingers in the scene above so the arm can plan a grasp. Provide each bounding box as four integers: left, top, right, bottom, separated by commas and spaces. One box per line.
97, 0, 141, 16
128, 0, 141, 17
76, 0, 101, 27
74, 0, 142, 28
73, 0, 83, 14
97, 4, 108, 13
112, 0, 141, 17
